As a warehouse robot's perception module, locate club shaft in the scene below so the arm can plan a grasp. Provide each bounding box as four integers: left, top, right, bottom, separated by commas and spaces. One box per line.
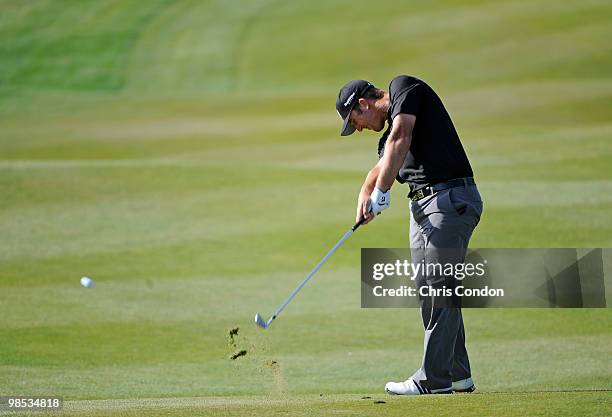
267, 223, 361, 326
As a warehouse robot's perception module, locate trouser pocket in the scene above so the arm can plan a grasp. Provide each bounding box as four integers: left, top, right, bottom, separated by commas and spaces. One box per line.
448, 186, 483, 222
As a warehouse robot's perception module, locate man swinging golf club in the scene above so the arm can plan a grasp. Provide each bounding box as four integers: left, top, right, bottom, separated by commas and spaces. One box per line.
336, 76, 483, 395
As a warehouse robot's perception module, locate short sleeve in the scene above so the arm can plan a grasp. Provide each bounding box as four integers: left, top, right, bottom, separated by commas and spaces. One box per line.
389, 76, 422, 120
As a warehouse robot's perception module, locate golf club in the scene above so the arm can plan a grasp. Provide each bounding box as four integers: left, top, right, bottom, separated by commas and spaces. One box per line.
255, 217, 366, 329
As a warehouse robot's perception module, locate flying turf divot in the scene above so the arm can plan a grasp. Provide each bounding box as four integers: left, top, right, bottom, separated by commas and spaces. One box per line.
227, 327, 247, 360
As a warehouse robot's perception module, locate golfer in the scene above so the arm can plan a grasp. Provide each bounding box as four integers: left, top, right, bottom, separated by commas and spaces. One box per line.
335, 76, 483, 395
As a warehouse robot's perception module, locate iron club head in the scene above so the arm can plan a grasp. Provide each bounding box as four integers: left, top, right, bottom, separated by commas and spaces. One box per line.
254, 313, 268, 329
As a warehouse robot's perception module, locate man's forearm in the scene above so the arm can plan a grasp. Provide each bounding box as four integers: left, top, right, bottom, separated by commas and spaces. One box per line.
376, 134, 412, 191
376, 115, 414, 191
360, 165, 381, 196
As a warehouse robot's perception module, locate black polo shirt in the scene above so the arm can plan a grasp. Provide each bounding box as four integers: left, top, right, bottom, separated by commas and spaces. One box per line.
378, 75, 473, 191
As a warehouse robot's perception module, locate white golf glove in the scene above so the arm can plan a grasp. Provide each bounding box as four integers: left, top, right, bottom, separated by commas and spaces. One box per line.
369, 187, 390, 215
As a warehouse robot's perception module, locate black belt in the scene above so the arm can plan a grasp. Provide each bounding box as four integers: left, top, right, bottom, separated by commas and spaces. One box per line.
409, 177, 475, 201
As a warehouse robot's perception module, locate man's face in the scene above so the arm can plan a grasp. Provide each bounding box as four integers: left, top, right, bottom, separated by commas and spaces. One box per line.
348, 100, 386, 133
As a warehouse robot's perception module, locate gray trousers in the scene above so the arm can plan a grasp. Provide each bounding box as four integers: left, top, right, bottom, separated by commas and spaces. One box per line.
408, 180, 483, 391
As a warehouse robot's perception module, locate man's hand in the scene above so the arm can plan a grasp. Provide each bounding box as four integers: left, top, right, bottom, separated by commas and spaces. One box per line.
369, 187, 390, 215
356, 192, 376, 225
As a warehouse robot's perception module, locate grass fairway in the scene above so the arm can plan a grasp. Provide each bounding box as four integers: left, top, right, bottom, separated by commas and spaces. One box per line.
47, 392, 612, 417
1, 1, 611, 416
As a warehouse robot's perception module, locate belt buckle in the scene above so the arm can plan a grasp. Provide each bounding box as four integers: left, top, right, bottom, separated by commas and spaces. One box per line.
411, 189, 425, 201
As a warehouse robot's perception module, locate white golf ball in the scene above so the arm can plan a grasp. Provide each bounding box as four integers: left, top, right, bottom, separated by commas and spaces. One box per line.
80, 276, 94, 288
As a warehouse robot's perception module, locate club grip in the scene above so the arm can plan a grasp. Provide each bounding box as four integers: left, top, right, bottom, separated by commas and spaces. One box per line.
351, 217, 366, 231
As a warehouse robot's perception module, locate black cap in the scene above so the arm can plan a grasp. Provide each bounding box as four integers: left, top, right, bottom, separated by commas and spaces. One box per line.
336, 80, 374, 136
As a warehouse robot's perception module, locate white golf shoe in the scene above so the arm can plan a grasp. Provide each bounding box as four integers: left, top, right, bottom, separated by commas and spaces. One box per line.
385, 379, 452, 395
452, 377, 476, 393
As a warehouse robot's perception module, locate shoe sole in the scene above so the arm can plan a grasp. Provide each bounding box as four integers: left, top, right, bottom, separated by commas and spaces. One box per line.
385, 388, 399, 395
453, 384, 476, 393
385, 387, 453, 395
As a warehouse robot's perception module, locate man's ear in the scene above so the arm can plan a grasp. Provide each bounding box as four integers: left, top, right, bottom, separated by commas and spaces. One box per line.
358, 97, 369, 110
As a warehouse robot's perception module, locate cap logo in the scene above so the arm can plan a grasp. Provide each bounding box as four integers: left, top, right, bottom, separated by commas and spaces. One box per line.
344, 92, 356, 107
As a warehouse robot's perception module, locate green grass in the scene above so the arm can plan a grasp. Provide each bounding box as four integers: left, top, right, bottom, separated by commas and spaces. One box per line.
9, 392, 608, 417
1, 0, 611, 416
